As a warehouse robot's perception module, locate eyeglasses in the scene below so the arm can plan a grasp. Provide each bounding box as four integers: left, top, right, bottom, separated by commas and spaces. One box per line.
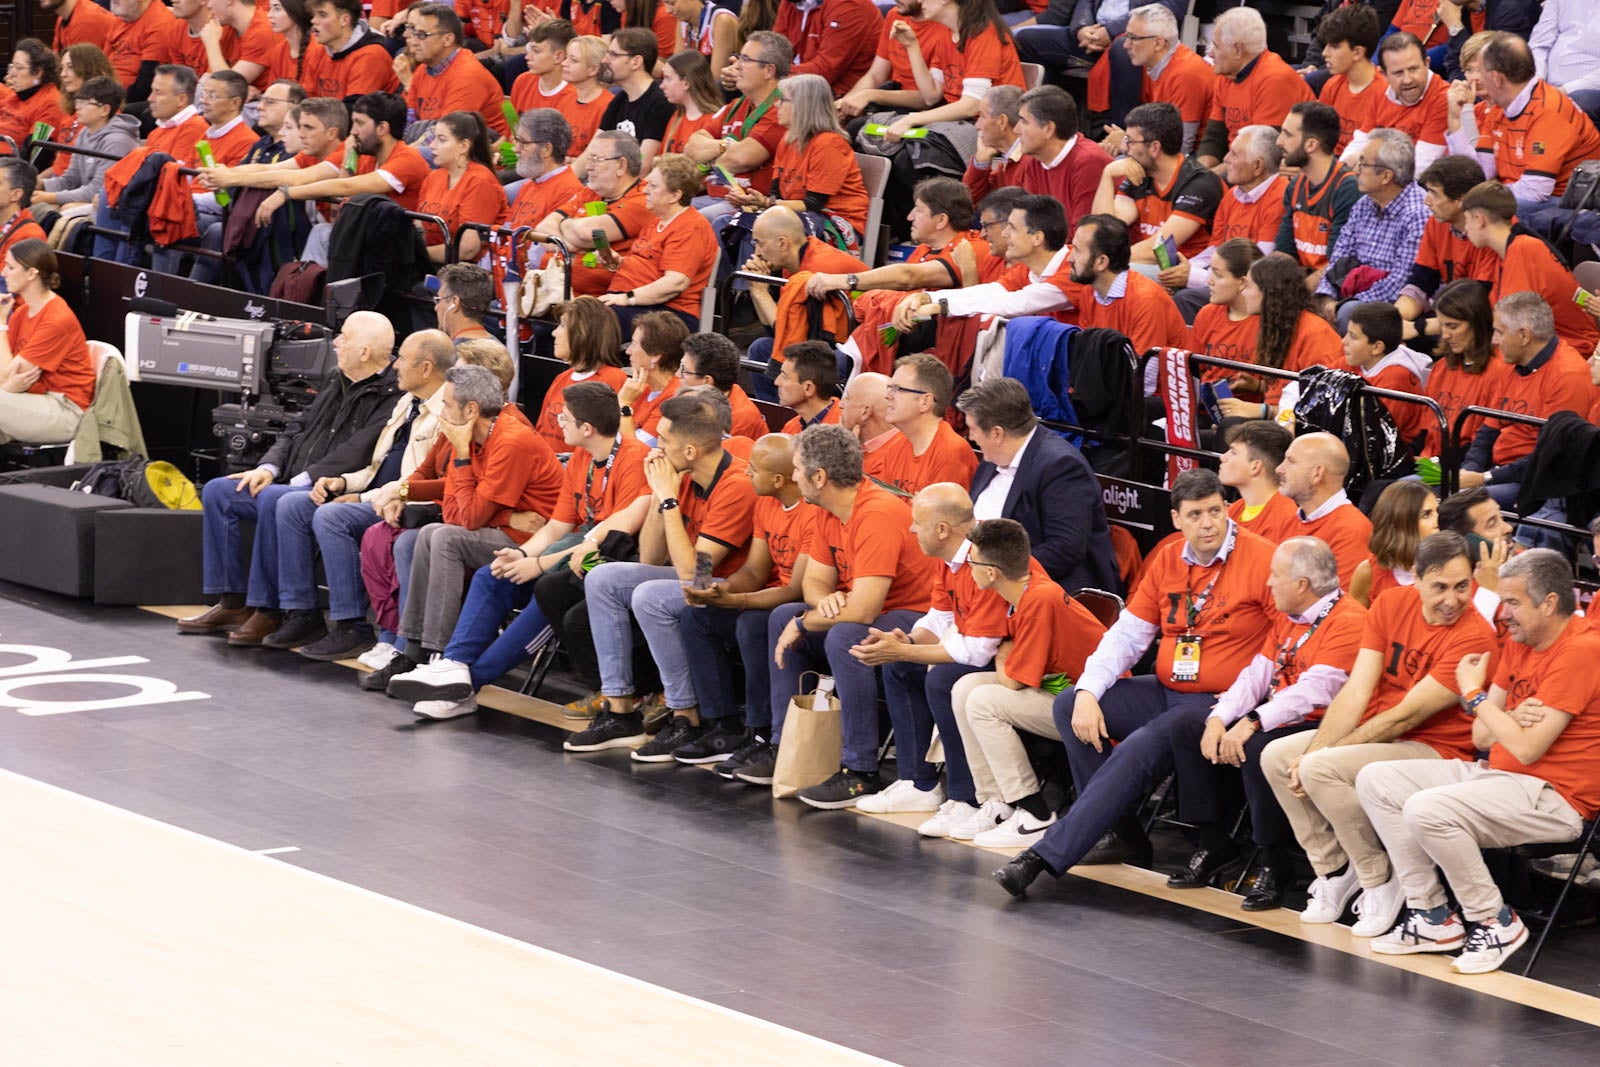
592, 154, 627, 164
513, 135, 542, 147
606, 50, 635, 60
978, 218, 1005, 233
6, 62, 32, 73
404, 28, 448, 39
967, 559, 1000, 571
555, 411, 572, 426
733, 52, 774, 66
1123, 32, 1162, 42
433, 292, 457, 306
884, 383, 930, 398
1354, 160, 1391, 172
678, 365, 708, 380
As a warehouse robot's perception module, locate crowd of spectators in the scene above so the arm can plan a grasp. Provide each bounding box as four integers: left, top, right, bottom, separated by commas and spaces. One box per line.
9, 0, 1600, 981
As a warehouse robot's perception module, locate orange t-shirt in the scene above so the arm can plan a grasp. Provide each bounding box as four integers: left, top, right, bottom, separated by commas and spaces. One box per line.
1125, 524, 1278, 693
1264, 310, 1343, 406
927, 22, 1025, 106
204, 118, 260, 167
1209, 175, 1287, 249
550, 434, 651, 527
1142, 43, 1213, 129
1299, 500, 1373, 590
407, 47, 512, 137
728, 385, 770, 441
607, 206, 718, 318
355, 140, 433, 212
54, 0, 119, 53
553, 90, 612, 159
806, 481, 940, 613
1392, 0, 1483, 48
555, 180, 653, 297
1491, 617, 1600, 819
106, 0, 176, 85
1476, 81, 1600, 198
1491, 233, 1600, 357
1228, 492, 1301, 546
1423, 355, 1514, 457
660, 109, 720, 155
165, 19, 226, 77
460, 0, 509, 45
754, 495, 817, 588
1116, 156, 1222, 258
8, 296, 95, 412
443, 414, 564, 542
782, 397, 844, 434
631, 374, 679, 441
1486, 340, 1595, 464
1004, 565, 1108, 688
413, 161, 510, 249
229, 8, 290, 92
931, 555, 1010, 641
1258, 592, 1368, 718
1061, 270, 1188, 356
146, 113, 210, 168
510, 74, 572, 115
676, 451, 758, 578
1362, 361, 1431, 452
1415, 217, 1499, 290
534, 364, 629, 455
1318, 69, 1387, 154
1188, 305, 1258, 384
643, 1, 681, 61
769, 131, 870, 240
876, 14, 945, 88
711, 90, 786, 195
1360, 584, 1498, 759
299, 37, 402, 99
1364, 73, 1450, 151
496, 166, 589, 286
868, 421, 979, 497
1209, 50, 1314, 139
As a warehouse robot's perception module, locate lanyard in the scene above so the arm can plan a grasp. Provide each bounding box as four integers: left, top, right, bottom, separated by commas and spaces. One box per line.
1271, 593, 1341, 687
732, 89, 780, 139
582, 435, 622, 527
1183, 569, 1220, 631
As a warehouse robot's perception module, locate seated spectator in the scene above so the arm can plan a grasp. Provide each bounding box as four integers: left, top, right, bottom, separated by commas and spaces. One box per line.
562, 389, 758, 754
301, 0, 402, 101
659, 51, 723, 154
592, 27, 672, 172
1165, 537, 1369, 908
1342, 302, 1433, 452
384, 380, 653, 719
0, 239, 94, 446
176, 311, 399, 642
51, 0, 119, 54
50, 46, 121, 177
1185, 239, 1263, 385
0, 160, 49, 273
1273, 101, 1360, 289
1528, 0, 1600, 126
871, 0, 1025, 146
961, 85, 1023, 207
674, 0, 739, 79
993, 469, 1277, 895
1059, 213, 1188, 355
1275, 432, 1374, 589
1358, 548, 1599, 974
415, 111, 508, 263
740, 205, 868, 387
1013, 0, 1188, 130
773, 0, 880, 95
841, 371, 894, 457
1092, 101, 1223, 276
1351, 481, 1439, 609
1219, 419, 1299, 544
1463, 180, 1600, 357
1444, 28, 1495, 149
91, 64, 207, 265
1259, 531, 1497, 937
534, 297, 627, 455
1395, 155, 1501, 340
681, 30, 790, 212
836, 0, 948, 124
1217, 253, 1344, 420
107, 0, 178, 102
0, 39, 68, 151
1165, 126, 1286, 322
1437, 485, 1514, 559
398, 3, 511, 143
680, 332, 769, 442
809, 178, 980, 300
1196, 7, 1314, 171
1347, 32, 1448, 172
618, 309, 688, 445
1313, 129, 1427, 328
598, 153, 716, 332
973, 185, 1028, 284
1114, 3, 1212, 157
151, 69, 257, 276
556, 36, 612, 160
264, 330, 455, 658
393, 364, 563, 668
903, 509, 1102, 841
507, 108, 586, 230
32, 77, 138, 230
509, 19, 577, 115
206, 0, 292, 94
1421, 279, 1513, 458
962, 86, 1108, 238
433, 263, 494, 342
1451, 31, 1600, 236
544, 130, 650, 299
869, 354, 977, 495
1315, 4, 1385, 155
267, 0, 310, 77
775, 340, 843, 433
958, 376, 1121, 592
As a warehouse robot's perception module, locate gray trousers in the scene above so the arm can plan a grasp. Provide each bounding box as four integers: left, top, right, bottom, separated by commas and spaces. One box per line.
399, 523, 516, 652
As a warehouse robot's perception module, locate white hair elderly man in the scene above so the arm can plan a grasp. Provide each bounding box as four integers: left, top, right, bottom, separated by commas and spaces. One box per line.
1011, 0, 1189, 129
1107, 3, 1215, 157
1194, 7, 1314, 172
1312, 127, 1428, 329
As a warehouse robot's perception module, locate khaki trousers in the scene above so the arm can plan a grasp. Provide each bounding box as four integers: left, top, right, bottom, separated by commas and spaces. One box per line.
1260, 731, 1440, 886
952, 671, 1059, 804
1356, 759, 1583, 922
0, 391, 83, 445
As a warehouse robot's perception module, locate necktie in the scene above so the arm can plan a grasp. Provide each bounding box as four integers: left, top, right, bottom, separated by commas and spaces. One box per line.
373, 397, 422, 488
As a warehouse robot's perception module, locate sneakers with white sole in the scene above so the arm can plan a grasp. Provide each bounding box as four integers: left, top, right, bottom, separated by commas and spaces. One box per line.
972, 808, 1057, 848
1300, 866, 1361, 924
918, 800, 979, 838
856, 778, 945, 814
1452, 909, 1528, 974
948, 799, 1013, 841
1371, 905, 1467, 955
357, 641, 398, 670
1349, 876, 1406, 937
387, 656, 473, 703
412, 695, 478, 720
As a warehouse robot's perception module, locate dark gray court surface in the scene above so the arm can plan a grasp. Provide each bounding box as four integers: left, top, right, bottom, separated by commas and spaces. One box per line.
4, 583, 1599, 1065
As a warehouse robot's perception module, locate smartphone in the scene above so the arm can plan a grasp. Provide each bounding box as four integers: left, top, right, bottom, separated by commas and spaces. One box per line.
693, 550, 714, 591
1211, 380, 1232, 401
591, 228, 611, 255
713, 163, 739, 188
1155, 234, 1180, 270
1575, 286, 1592, 310
1463, 531, 1492, 568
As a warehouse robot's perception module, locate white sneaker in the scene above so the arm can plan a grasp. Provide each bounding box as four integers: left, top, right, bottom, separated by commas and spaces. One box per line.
1371, 906, 1467, 955
973, 808, 1057, 848
386, 656, 473, 703
357, 641, 397, 670
856, 778, 945, 814
1349, 877, 1406, 938
413, 695, 478, 720
918, 799, 978, 837
1530, 852, 1599, 880
948, 799, 1014, 841
1300, 866, 1361, 924
1452, 911, 1529, 973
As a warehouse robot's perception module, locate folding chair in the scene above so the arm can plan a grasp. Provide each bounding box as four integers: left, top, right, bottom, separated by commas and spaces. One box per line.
1516, 817, 1600, 976
854, 152, 890, 268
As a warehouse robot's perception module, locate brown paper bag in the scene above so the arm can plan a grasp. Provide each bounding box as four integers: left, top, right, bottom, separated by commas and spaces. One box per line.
772, 673, 841, 798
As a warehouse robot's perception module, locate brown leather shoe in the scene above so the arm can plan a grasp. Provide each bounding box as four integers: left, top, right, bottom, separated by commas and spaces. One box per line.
176, 603, 254, 635
226, 609, 283, 647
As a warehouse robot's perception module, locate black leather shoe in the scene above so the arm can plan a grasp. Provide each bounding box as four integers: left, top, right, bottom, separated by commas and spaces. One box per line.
361, 652, 417, 693
261, 609, 327, 650
1239, 863, 1291, 911
994, 849, 1052, 898
1081, 830, 1153, 867
1167, 845, 1243, 889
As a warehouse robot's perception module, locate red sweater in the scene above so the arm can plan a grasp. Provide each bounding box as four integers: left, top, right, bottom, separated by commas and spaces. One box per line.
986, 137, 1110, 239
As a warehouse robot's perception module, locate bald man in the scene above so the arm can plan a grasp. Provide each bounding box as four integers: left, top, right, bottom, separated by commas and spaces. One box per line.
850, 483, 1007, 815
178, 310, 401, 642
1275, 433, 1372, 589
843, 372, 895, 473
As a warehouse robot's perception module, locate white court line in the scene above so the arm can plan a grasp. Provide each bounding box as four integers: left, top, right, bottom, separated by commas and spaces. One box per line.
252, 845, 301, 855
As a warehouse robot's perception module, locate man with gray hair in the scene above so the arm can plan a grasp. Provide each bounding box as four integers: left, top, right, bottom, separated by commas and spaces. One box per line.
683, 30, 792, 217
1110, 3, 1214, 157
1013, 0, 1189, 129
382, 363, 564, 681
505, 108, 584, 236
533, 129, 646, 298
1165, 537, 1370, 912
1195, 7, 1314, 171
1313, 128, 1427, 326
1356, 548, 1600, 974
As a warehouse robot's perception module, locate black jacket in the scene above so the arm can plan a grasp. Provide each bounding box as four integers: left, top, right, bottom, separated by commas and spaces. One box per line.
327, 192, 425, 292
1516, 410, 1600, 530
260, 366, 399, 482
968, 429, 1122, 596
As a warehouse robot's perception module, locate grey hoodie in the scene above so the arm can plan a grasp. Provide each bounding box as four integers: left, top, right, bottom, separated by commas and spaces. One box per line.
42, 113, 141, 204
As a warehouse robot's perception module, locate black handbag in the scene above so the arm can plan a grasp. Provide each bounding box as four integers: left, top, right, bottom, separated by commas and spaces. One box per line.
398, 502, 443, 529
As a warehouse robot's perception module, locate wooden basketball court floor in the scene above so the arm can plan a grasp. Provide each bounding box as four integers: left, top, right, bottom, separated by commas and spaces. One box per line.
5, 583, 1600, 1065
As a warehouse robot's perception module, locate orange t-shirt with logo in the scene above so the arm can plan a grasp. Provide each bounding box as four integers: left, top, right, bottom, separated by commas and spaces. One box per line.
1491, 617, 1600, 819
754, 495, 817, 588
555, 181, 653, 297
1300, 501, 1374, 590
9, 296, 95, 411
554, 90, 612, 159
1004, 564, 1108, 688
1264, 310, 1343, 406
106, 0, 176, 86
1318, 70, 1388, 154
1485, 340, 1594, 464
55, 0, 119, 53
1210, 50, 1313, 139
1187, 305, 1258, 384
1365, 74, 1450, 150
876, 14, 945, 88
1142, 42, 1213, 129
806, 482, 940, 613
413, 161, 510, 249
1415, 216, 1499, 289
675, 451, 758, 578
550, 434, 651, 527
534, 364, 629, 455
607, 206, 718, 318
1476, 81, 1600, 197
711, 91, 785, 195
771, 131, 870, 239
355, 140, 433, 212
1209, 175, 1287, 248
1491, 233, 1600, 357
868, 421, 978, 497
299, 38, 402, 99
931, 556, 1010, 641
1422, 356, 1514, 457
407, 47, 512, 136
927, 22, 1024, 105
1258, 591, 1367, 717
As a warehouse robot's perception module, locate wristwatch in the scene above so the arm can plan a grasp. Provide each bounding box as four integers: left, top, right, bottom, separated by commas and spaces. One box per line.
845, 273, 859, 290
1245, 710, 1262, 728
619, 404, 633, 417
397, 480, 410, 502
659, 497, 680, 512
277, 184, 291, 200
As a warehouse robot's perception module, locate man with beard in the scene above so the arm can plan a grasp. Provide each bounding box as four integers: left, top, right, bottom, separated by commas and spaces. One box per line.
504, 109, 586, 235
1273, 101, 1361, 290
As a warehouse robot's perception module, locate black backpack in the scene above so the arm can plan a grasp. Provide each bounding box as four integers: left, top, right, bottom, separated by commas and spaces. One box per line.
72, 458, 201, 510
1293, 365, 1411, 500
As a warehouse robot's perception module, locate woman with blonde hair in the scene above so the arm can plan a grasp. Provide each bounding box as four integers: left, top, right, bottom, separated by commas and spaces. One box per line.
558, 36, 612, 160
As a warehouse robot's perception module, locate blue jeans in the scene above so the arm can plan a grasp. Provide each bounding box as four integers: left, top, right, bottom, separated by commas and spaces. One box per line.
1572, 89, 1600, 131
443, 563, 550, 690
633, 576, 722, 711
1485, 479, 1571, 552
292, 498, 383, 618
1029, 676, 1218, 873
767, 602, 923, 774
885, 659, 991, 799
385, 527, 422, 650
92, 195, 140, 264
584, 562, 680, 701
678, 601, 776, 726
201, 477, 299, 606
1514, 195, 1567, 237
